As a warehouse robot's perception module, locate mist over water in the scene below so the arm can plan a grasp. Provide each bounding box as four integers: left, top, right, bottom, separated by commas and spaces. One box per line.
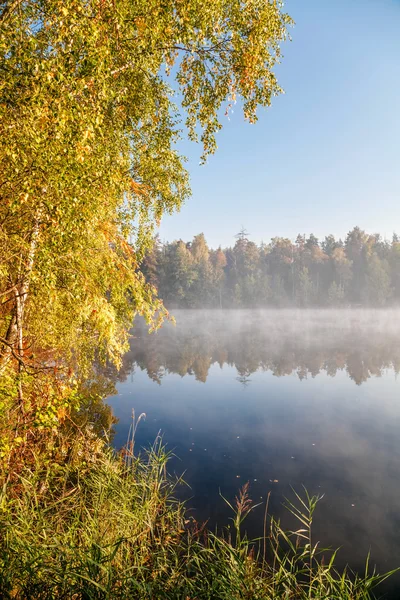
116, 308, 400, 385
108, 309, 400, 595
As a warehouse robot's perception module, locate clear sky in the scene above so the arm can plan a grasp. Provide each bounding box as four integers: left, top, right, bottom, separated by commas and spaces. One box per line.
158, 0, 400, 249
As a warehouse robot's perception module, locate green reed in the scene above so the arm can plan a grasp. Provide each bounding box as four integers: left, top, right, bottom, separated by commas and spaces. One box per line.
0, 423, 396, 599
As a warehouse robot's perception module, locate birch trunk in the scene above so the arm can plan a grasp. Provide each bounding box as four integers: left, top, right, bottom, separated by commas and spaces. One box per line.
0, 212, 41, 373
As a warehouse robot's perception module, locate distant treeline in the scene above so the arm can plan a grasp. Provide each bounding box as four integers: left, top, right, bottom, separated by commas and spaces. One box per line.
142, 227, 400, 308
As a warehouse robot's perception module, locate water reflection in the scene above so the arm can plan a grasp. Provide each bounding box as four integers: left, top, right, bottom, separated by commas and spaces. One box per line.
114, 309, 400, 386
107, 310, 400, 597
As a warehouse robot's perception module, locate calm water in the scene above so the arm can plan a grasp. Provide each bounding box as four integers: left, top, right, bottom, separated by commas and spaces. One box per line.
108, 309, 400, 591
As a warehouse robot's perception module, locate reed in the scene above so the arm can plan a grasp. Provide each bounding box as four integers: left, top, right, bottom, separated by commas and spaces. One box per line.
0, 423, 395, 599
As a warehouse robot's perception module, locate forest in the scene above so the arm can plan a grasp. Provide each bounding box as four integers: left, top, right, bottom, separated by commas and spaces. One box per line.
143, 227, 400, 308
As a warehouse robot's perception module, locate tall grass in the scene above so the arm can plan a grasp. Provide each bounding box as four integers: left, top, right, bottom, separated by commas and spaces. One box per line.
0, 424, 395, 599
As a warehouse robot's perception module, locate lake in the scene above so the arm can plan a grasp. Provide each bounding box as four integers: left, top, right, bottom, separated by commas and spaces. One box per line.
108, 309, 400, 593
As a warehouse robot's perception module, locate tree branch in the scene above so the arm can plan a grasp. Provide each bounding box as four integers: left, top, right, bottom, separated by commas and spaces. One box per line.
0, 336, 56, 374
0, 285, 16, 298
0, 0, 24, 26
0, 335, 26, 366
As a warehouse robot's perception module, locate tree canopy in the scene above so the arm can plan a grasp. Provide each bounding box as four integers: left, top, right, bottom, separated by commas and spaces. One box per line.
0, 0, 292, 382
143, 228, 398, 309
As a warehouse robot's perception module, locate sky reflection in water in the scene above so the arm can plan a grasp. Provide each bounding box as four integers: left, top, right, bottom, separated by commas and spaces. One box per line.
108, 310, 400, 591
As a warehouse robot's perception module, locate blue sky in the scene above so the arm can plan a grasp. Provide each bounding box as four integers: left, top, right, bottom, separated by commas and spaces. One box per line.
159, 0, 400, 248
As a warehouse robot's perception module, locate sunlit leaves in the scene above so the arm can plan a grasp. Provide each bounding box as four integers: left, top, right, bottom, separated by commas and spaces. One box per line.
0, 0, 291, 379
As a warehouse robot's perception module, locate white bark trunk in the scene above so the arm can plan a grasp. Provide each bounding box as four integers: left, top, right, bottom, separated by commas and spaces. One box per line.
0, 211, 41, 373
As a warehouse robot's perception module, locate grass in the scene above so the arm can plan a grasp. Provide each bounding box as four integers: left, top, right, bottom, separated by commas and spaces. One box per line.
0, 421, 396, 599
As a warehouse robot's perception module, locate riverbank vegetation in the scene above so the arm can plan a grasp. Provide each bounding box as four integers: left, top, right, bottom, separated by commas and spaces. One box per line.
0, 425, 393, 599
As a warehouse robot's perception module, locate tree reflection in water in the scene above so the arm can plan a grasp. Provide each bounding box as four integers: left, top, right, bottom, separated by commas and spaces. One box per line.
112, 309, 400, 387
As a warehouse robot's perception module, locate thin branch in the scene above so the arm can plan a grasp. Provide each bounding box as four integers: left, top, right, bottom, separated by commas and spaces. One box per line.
0, 336, 55, 374
0, 285, 16, 298
0, 335, 26, 367
110, 38, 231, 77
0, 0, 24, 26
